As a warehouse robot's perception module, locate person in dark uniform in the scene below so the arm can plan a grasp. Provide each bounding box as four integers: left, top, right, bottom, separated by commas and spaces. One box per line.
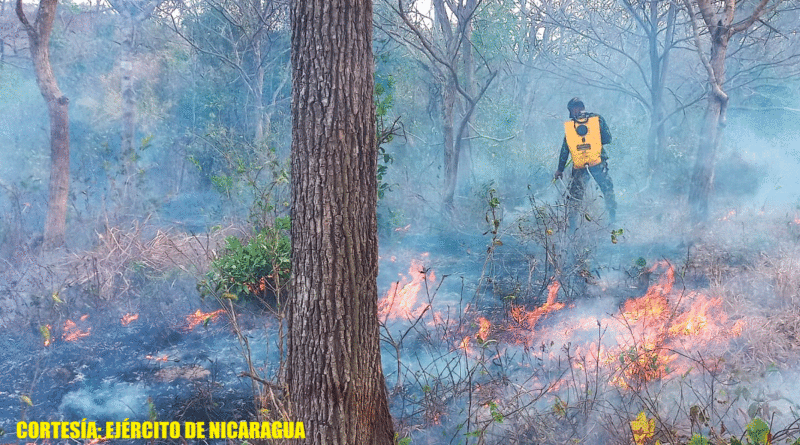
554, 97, 617, 225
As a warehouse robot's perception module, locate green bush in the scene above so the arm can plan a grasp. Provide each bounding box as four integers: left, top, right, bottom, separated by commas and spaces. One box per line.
210, 217, 290, 302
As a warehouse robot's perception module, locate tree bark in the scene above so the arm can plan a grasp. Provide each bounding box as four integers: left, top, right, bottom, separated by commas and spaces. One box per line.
289, 0, 395, 444
684, 0, 721, 222
689, 89, 725, 220
688, 38, 728, 221
16, 0, 69, 249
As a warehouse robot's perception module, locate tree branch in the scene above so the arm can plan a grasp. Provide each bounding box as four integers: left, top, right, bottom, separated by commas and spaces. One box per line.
682, 0, 716, 85
731, 0, 781, 34
15, 0, 35, 39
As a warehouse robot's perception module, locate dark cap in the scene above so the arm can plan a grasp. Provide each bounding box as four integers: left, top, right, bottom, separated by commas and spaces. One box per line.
567, 97, 585, 111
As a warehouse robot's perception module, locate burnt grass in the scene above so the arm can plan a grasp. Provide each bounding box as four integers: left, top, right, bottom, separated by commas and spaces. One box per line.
2, 195, 800, 444
0, 276, 263, 433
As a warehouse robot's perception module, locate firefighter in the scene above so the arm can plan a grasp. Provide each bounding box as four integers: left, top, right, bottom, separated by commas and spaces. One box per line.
553, 97, 617, 225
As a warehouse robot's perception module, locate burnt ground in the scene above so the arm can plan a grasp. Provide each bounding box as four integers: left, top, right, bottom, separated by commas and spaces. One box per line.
1, 192, 800, 444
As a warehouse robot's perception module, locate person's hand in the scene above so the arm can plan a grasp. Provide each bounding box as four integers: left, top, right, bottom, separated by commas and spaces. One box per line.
554, 170, 563, 181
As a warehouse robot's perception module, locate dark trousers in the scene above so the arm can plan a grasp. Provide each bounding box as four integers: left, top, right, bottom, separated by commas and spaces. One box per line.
567, 161, 616, 224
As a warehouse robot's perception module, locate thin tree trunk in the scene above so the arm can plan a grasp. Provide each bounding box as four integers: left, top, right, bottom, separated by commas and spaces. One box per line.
688, 10, 730, 222
431, 0, 458, 210
121, 11, 137, 199
1, 0, 6, 66
289, 0, 395, 443
458, 0, 476, 187
254, 63, 265, 142
658, 2, 676, 162
16, 0, 69, 249
645, 0, 676, 172
689, 93, 724, 220
442, 80, 457, 209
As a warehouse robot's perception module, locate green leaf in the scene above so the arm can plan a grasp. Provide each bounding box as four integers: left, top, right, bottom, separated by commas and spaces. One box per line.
746, 418, 770, 445
39, 325, 51, 345
488, 401, 504, 423
394, 433, 412, 445
688, 434, 709, 445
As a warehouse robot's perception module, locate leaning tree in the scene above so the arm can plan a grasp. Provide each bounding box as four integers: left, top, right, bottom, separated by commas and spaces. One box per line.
683, 0, 784, 221
16, 0, 69, 249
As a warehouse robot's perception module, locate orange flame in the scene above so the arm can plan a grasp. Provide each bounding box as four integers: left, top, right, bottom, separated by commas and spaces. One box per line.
62, 319, 91, 342
121, 313, 139, 326
719, 209, 736, 221
502, 262, 743, 390
379, 258, 436, 321
611, 262, 741, 388
477, 317, 491, 341
668, 293, 718, 336
184, 309, 226, 331
510, 280, 564, 331
186, 309, 225, 331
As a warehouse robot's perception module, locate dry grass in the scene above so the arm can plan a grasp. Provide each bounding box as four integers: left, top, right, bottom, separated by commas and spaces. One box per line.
718, 246, 800, 373
0, 220, 241, 330
61, 221, 240, 299
643, 205, 800, 376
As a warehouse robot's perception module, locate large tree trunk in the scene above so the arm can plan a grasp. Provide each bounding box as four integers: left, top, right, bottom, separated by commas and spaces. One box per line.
16, 0, 69, 249
289, 0, 395, 443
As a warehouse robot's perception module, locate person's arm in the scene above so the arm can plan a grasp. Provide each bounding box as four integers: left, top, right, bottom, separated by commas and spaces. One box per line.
555, 137, 569, 179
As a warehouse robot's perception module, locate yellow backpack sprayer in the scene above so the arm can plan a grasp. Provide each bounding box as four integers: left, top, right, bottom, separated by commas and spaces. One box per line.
564, 115, 603, 169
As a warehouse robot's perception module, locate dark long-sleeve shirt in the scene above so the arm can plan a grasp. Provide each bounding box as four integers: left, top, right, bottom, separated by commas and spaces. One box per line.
557, 112, 612, 172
